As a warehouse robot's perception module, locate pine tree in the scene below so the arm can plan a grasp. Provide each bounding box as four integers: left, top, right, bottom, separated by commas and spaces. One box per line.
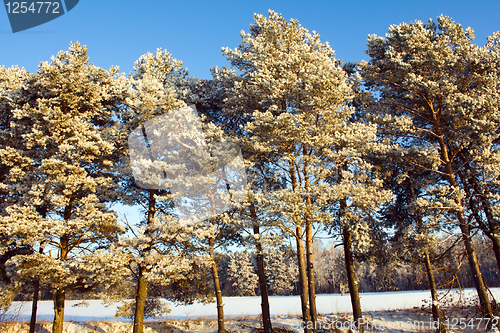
264, 248, 297, 295
361, 16, 500, 329
381, 162, 448, 332
116, 48, 213, 333
192, 66, 280, 333
0, 42, 128, 333
222, 11, 366, 331
0, 65, 35, 326
179, 68, 257, 333
226, 251, 258, 296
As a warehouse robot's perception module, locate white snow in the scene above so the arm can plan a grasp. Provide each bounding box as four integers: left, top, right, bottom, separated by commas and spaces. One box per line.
10, 287, 500, 322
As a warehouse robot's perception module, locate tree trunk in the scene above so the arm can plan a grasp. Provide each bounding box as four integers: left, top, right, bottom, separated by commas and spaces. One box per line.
30, 245, 44, 333
305, 222, 318, 333
433, 125, 495, 326
250, 201, 272, 333
133, 189, 156, 333
343, 226, 363, 332
423, 250, 446, 333
52, 234, 69, 333
210, 251, 225, 333
303, 158, 318, 333
489, 233, 500, 275
296, 227, 312, 333
52, 288, 65, 333
445, 182, 493, 319
133, 268, 148, 333
289, 160, 312, 333
459, 223, 493, 314
30, 277, 40, 333
460, 156, 500, 274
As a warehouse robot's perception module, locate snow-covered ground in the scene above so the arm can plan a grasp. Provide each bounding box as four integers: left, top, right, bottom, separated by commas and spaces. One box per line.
10, 288, 499, 322
5, 288, 499, 332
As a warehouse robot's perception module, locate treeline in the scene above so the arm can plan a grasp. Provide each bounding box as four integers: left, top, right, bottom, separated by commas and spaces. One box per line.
10, 236, 500, 302
164, 238, 500, 297
1, 9, 500, 333
221, 238, 500, 297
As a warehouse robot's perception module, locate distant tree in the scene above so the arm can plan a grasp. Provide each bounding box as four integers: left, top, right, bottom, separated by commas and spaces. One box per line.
115, 296, 170, 320
226, 251, 258, 296
264, 248, 298, 296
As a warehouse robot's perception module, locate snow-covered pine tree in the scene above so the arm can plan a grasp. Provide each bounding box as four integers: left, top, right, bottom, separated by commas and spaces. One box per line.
222, 11, 350, 331
0, 65, 33, 208
380, 161, 449, 331
318, 64, 393, 329
226, 251, 258, 296
116, 48, 214, 333
0, 42, 129, 333
190, 66, 279, 333
172, 69, 251, 333
0, 65, 34, 317
223, 10, 390, 331
361, 16, 500, 328
264, 248, 297, 296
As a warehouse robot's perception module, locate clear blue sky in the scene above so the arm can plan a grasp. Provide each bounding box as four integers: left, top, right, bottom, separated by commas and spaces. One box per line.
1, 0, 499, 79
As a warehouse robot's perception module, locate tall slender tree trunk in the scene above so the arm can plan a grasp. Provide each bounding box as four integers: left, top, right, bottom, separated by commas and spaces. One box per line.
133, 189, 156, 333
433, 125, 495, 327
458, 223, 493, 315
296, 226, 312, 333
423, 250, 446, 333
342, 226, 363, 332
52, 233, 69, 333
52, 287, 65, 333
303, 159, 318, 333
415, 210, 446, 332
30, 244, 44, 333
305, 222, 318, 333
209, 241, 225, 333
30, 277, 40, 333
133, 269, 147, 333
337, 165, 363, 330
249, 201, 272, 333
289, 160, 312, 333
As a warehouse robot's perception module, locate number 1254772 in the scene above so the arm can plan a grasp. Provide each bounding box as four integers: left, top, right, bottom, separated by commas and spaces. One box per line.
5, 2, 60, 14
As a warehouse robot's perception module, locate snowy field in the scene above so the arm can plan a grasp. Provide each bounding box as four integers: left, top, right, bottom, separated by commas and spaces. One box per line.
10, 288, 500, 322
5, 288, 500, 332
